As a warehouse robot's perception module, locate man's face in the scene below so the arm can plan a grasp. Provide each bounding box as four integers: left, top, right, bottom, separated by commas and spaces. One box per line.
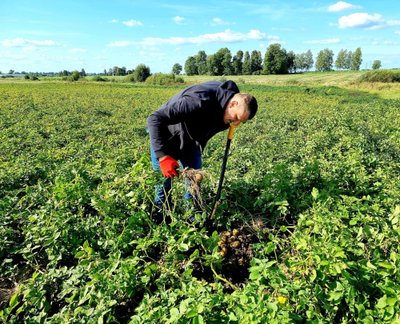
223, 100, 250, 126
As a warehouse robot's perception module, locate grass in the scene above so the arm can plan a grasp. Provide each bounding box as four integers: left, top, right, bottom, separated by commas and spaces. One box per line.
182, 70, 400, 99
1, 70, 399, 99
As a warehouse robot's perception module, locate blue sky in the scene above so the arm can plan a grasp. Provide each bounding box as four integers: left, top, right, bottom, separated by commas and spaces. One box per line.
1, 0, 399, 73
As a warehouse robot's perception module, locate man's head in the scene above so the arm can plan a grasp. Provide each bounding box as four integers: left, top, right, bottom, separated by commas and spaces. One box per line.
223, 93, 258, 126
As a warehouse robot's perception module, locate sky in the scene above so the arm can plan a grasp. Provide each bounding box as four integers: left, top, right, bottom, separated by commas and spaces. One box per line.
0, 0, 399, 74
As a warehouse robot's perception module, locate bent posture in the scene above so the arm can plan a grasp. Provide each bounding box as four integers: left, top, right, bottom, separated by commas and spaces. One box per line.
147, 80, 257, 219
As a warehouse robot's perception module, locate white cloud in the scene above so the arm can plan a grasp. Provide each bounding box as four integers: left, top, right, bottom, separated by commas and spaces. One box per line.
140, 29, 273, 46
211, 18, 233, 26
122, 19, 143, 27
338, 13, 379, 29
69, 48, 87, 53
173, 16, 185, 24
328, 1, 361, 12
338, 13, 400, 29
387, 20, 400, 28
304, 38, 341, 44
110, 19, 119, 23
371, 39, 398, 46
0, 38, 58, 47
107, 40, 134, 47
396, 31, 400, 35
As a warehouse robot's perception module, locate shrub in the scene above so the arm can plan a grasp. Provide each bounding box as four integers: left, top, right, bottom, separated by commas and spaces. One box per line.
92, 76, 107, 82
145, 73, 184, 85
359, 70, 400, 83
133, 64, 151, 82
126, 74, 136, 82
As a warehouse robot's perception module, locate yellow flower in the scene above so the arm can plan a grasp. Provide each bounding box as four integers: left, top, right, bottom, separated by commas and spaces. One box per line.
277, 296, 287, 304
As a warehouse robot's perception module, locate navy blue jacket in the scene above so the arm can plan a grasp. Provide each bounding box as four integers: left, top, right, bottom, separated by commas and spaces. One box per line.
147, 80, 239, 159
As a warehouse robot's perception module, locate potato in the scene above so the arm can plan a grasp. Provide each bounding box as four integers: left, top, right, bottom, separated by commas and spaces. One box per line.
194, 173, 203, 182
230, 241, 241, 248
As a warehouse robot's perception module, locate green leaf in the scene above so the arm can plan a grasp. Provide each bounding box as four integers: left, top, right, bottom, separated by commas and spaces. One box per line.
74, 251, 85, 259
192, 315, 204, 324
387, 297, 397, 307
376, 295, 387, 309
186, 308, 198, 318
179, 243, 189, 252
377, 262, 394, 269
249, 266, 261, 280
170, 307, 179, 320
9, 291, 19, 308
311, 187, 319, 200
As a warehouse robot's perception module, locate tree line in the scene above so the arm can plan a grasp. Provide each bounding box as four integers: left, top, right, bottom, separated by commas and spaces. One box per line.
179, 44, 378, 76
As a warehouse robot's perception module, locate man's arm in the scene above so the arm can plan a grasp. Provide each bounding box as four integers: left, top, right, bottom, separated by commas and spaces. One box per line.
147, 95, 202, 159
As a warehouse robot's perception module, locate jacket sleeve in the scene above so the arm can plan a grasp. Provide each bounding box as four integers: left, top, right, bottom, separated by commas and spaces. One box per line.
147, 94, 202, 159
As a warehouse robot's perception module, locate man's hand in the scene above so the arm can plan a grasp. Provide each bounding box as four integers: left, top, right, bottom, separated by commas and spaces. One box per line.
159, 155, 179, 178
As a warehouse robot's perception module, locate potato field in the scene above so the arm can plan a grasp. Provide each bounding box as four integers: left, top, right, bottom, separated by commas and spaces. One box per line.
0, 78, 399, 323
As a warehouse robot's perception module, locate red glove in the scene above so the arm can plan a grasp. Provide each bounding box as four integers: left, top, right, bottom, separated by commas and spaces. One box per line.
159, 155, 179, 178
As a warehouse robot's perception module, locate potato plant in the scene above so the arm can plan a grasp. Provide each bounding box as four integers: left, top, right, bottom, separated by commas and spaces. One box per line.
0, 80, 399, 323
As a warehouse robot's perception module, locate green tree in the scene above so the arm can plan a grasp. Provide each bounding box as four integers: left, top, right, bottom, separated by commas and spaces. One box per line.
207, 54, 219, 76
250, 50, 263, 75
172, 63, 182, 75
232, 50, 243, 75
335, 49, 348, 70
221, 48, 233, 75
242, 51, 252, 75
70, 70, 80, 81
211, 48, 232, 75
345, 51, 352, 70
184, 56, 197, 75
195, 51, 208, 75
287, 50, 296, 73
263, 43, 288, 74
80, 68, 86, 76
372, 60, 381, 70
304, 50, 314, 71
315, 48, 334, 72
351, 47, 362, 70
133, 64, 150, 82
112, 66, 126, 76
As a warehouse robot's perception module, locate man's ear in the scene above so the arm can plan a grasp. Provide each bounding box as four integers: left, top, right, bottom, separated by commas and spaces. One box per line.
228, 100, 238, 108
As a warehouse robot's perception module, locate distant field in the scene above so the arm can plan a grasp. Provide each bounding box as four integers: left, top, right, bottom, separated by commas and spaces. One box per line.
183, 70, 400, 99
3, 70, 398, 99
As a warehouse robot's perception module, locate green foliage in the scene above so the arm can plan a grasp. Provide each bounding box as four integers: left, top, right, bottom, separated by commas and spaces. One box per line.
132, 64, 151, 82
145, 73, 184, 85
294, 50, 314, 72
335, 49, 348, 70
184, 56, 197, 75
1, 81, 400, 323
92, 75, 107, 82
263, 43, 288, 74
315, 48, 334, 72
70, 70, 81, 81
351, 47, 363, 71
359, 70, 400, 83
172, 63, 182, 75
372, 60, 382, 70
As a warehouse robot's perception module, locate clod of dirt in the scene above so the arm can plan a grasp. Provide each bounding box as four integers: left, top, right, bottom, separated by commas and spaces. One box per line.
0, 278, 18, 308
218, 227, 255, 285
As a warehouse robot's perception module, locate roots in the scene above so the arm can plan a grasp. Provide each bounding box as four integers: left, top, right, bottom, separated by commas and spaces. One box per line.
182, 167, 207, 211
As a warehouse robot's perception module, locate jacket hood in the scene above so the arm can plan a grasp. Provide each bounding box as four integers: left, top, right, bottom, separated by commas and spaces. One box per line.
216, 80, 240, 109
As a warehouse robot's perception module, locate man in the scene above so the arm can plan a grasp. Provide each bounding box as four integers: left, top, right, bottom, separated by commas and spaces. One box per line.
147, 80, 258, 221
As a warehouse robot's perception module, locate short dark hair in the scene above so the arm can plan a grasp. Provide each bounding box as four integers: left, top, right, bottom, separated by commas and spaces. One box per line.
247, 95, 258, 120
